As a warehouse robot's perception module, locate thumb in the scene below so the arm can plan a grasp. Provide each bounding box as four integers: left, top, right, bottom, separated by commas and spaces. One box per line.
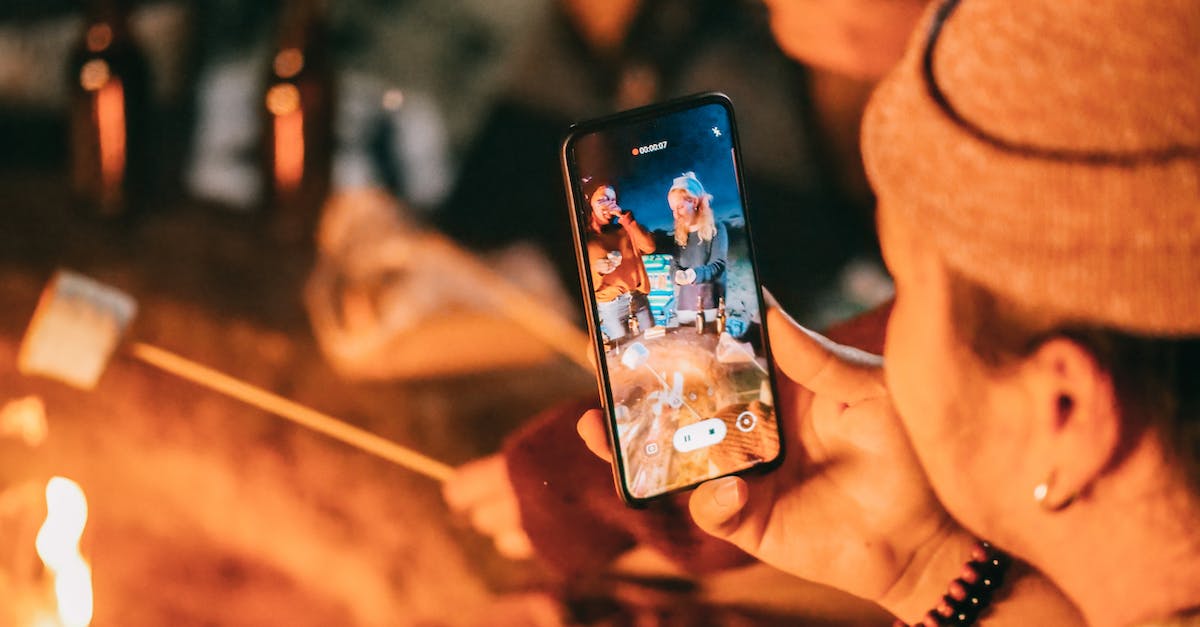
764, 293, 884, 404
575, 410, 613, 463
688, 476, 749, 538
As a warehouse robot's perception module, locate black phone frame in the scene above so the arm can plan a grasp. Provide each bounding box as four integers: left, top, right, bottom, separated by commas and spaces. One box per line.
560, 92, 786, 507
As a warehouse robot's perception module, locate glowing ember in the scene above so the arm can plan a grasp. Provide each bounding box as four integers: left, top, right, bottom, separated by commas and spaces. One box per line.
34, 478, 93, 627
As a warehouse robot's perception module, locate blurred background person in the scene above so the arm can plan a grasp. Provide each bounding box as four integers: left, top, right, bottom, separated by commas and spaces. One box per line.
436, 0, 890, 327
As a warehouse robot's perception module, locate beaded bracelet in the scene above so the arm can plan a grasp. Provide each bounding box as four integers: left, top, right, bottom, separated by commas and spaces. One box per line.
893, 541, 1012, 627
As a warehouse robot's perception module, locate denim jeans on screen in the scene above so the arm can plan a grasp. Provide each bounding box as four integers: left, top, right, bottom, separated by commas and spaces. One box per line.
596, 292, 654, 340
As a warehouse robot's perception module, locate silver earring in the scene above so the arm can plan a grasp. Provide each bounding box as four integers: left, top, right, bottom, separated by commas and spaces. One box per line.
1033, 471, 1076, 512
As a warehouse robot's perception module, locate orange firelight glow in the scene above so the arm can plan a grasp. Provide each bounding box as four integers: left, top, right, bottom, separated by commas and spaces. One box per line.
273, 48, 305, 79
267, 83, 305, 192
96, 80, 127, 193
79, 60, 110, 92
34, 477, 93, 627
85, 24, 113, 52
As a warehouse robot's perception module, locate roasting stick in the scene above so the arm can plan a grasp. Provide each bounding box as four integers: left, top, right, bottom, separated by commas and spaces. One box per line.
130, 232, 594, 478
19, 270, 455, 482
128, 341, 454, 482
20, 244, 600, 482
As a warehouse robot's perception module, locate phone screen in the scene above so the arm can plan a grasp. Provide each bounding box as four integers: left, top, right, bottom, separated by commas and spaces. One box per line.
563, 95, 782, 504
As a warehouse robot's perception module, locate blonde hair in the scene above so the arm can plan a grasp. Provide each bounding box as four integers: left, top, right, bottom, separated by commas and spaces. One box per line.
670, 188, 716, 246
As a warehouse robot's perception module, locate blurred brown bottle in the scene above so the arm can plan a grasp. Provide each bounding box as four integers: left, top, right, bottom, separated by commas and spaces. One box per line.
261, 0, 335, 244
67, 0, 151, 220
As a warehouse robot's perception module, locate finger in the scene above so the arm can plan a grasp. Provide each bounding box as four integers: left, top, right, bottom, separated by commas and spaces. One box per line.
688, 476, 749, 537
443, 455, 508, 511
576, 410, 613, 463
585, 343, 598, 371
764, 297, 884, 404
494, 530, 535, 560
484, 592, 564, 627
470, 493, 522, 536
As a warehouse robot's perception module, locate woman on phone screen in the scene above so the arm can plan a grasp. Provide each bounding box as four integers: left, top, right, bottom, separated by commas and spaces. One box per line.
669, 172, 727, 325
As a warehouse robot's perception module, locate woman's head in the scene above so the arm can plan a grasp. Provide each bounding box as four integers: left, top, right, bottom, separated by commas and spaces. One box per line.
588, 183, 618, 224
668, 172, 716, 246
862, 0, 1200, 551
878, 203, 1200, 550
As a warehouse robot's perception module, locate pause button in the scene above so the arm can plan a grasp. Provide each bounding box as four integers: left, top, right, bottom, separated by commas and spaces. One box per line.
673, 418, 727, 453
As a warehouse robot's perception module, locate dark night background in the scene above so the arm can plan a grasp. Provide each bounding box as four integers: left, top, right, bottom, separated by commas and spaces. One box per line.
572, 102, 744, 233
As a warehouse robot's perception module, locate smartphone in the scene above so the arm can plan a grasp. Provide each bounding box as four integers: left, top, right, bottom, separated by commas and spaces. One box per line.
561, 93, 784, 506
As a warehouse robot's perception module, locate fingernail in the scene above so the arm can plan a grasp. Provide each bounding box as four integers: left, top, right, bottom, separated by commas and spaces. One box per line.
712, 477, 742, 508
762, 287, 778, 309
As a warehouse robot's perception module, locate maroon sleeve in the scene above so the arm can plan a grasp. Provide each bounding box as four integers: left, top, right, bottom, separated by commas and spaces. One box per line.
825, 301, 891, 355
503, 397, 750, 576
503, 302, 893, 576
503, 397, 637, 575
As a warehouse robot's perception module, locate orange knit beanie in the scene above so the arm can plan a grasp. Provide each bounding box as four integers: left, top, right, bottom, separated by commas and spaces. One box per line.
863, 0, 1200, 336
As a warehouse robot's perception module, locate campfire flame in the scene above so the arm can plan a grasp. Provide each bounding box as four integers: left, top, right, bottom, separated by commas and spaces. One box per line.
34, 477, 93, 627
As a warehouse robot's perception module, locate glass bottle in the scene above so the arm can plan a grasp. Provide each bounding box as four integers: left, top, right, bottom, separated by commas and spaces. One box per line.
627, 298, 640, 336
695, 294, 705, 334
67, 0, 151, 219
715, 296, 726, 334
261, 0, 334, 244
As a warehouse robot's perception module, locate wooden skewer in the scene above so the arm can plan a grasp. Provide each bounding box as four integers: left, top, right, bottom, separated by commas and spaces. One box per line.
23, 250, 592, 484
24, 223, 595, 482
128, 341, 454, 482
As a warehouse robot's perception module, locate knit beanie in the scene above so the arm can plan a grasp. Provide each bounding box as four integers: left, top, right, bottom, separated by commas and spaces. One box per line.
862, 0, 1200, 336
669, 172, 707, 199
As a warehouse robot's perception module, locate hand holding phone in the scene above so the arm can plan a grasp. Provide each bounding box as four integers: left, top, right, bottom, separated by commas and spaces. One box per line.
562, 93, 784, 506
572, 307, 959, 619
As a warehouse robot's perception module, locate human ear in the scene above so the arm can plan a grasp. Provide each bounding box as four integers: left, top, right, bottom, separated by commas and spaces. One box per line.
1021, 337, 1121, 510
